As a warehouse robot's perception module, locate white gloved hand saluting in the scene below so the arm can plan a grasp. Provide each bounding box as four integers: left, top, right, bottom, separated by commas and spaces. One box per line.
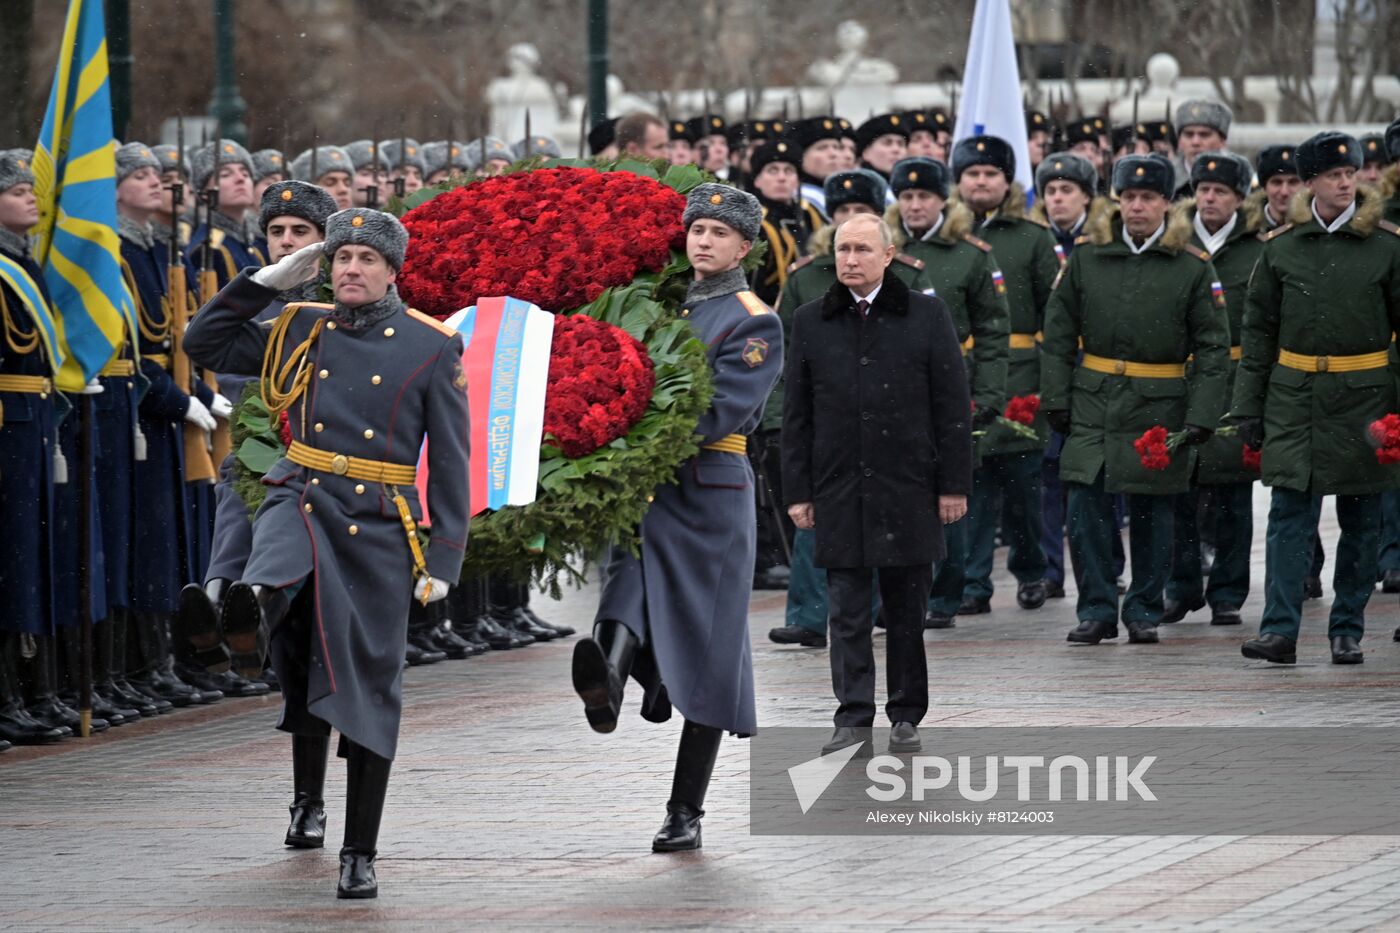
184, 395, 217, 432
413, 576, 450, 604
251, 241, 323, 292
210, 392, 234, 420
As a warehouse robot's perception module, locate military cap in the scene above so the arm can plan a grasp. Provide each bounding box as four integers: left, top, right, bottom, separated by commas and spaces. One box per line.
251, 149, 286, 181
1176, 99, 1232, 137
682, 182, 762, 241
343, 140, 391, 173
114, 141, 161, 184
1064, 119, 1100, 148
951, 134, 1016, 182
1255, 144, 1299, 180
1387, 117, 1400, 163
380, 138, 426, 176
724, 122, 750, 150
465, 137, 514, 171
0, 149, 35, 192
513, 135, 562, 160
1110, 123, 1149, 153
685, 114, 727, 140
836, 117, 857, 140
729, 119, 782, 149
1360, 134, 1386, 166
889, 157, 950, 199
258, 179, 339, 235
1190, 150, 1253, 199
324, 208, 410, 270
902, 110, 938, 137
289, 145, 352, 183
824, 168, 889, 214
1141, 120, 1176, 146
587, 117, 619, 155
928, 108, 953, 132
150, 144, 189, 179
854, 113, 910, 152
1112, 154, 1175, 199
791, 116, 845, 149
191, 138, 255, 191
1091, 116, 1107, 134
1296, 131, 1363, 180
420, 140, 470, 178
1025, 109, 1053, 135
749, 137, 803, 175
668, 120, 695, 143
1034, 151, 1097, 198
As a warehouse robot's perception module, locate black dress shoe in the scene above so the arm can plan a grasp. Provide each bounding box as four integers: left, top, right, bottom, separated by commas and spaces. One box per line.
0, 700, 68, 744
28, 695, 104, 734
572, 634, 631, 734
473, 614, 530, 649
177, 582, 230, 673
767, 624, 827, 647
1330, 635, 1364, 665
1304, 577, 1323, 600
1067, 619, 1115, 644
1126, 622, 1160, 644
889, 722, 921, 753
1044, 580, 1066, 599
498, 607, 559, 641
1383, 570, 1400, 593
221, 584, 289, 681
429, 624, 481, 659
92, 683, 142, 722
337, 849, 377, 898
652, 802, 703, 852
209, 669, 272, 697
110, 677, 171, 715
821, 726, 873, 756
59, 689, 129, 727
958, 595, 991, 615
1159, 595, 1204, 624
1241, 633, 1297, 664
1210, 606, 1243, 626
286, 800, 327, 848
520, 604, 575, 638
1016, 580, 1047, 610
453, 620, 493, 652
404, 638, 447, 666
923, 611, 955, 629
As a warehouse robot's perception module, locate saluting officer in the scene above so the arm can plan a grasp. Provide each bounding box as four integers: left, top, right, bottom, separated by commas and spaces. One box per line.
1235, 132, 1400, 666
1041, 155, 1230, 646
184, 208, 470, 899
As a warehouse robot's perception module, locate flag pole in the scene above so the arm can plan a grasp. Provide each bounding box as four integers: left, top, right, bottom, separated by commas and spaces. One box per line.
77, 391, 94, 736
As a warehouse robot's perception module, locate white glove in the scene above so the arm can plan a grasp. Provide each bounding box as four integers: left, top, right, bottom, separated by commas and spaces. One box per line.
184, 395, 217, 432
210, 392, 234, 420
414, 576, 450, 604
79, 378, 105, 395
251, 241, 323, 291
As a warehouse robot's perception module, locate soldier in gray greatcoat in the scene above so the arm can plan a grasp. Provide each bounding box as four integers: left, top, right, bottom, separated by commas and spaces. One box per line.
184, 208, 470, 900
572, 183, 783, 853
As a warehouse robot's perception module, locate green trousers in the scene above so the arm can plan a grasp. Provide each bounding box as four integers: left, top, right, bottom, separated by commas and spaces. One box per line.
1067, 470, 1172, 626
1260, 489, 1379, 640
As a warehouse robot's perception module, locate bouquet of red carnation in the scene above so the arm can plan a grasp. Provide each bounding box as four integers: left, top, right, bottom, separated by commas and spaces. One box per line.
1134, 426, 1173, 470
1369, 414, 1400, 464
543, 314, 656, 457
1241, 445, 1262, 472
972, 394, 1041, 441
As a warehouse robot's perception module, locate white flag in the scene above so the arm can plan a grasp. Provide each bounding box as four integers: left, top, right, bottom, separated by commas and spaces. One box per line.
953, 0, 1032, 192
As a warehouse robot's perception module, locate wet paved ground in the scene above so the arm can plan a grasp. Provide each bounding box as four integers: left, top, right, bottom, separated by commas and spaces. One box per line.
5, 494, 1400, 931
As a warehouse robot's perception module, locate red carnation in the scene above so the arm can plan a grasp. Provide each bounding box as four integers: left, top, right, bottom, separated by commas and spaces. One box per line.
1241, 445, 1262, 472
278, 410, 293, 449
1369, 414, 1400, 464
1134, 425, 1172, 471
1003, 394, 1041, 425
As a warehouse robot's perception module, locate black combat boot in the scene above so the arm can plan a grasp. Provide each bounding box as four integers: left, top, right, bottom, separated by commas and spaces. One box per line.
26, 635, 103, 734
90, 616, 141, 722
652, 720, 722, 852
571, 619, 638, 734
177, 579, 232, 673
404, 601, 447, 666
286, 734, 330, 848
427, 598, 480, 659
57, 624, 130, 726
337, 740, 393, 899
0, 634, 66, 745
466, 576, 530, 649
127, 612, 207, 707
221, 583, 291, 681
109, 610, 170, 715
489, 576, 557, 641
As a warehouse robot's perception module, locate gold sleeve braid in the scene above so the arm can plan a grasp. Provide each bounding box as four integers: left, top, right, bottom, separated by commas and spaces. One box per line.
1, 286, 39, 356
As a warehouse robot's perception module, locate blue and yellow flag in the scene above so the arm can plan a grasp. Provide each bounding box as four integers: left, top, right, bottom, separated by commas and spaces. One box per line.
31, 0, 135, 392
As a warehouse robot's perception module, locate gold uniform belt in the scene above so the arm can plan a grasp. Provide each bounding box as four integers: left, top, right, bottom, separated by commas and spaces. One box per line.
1080, 353, 1185, 379
1276, 348, 1389, 373
703, 434, 747, 455
1008, 333, 1038, 350
100, 359, 136, 377
0, 374, 53, 396
286, 439, 418, 484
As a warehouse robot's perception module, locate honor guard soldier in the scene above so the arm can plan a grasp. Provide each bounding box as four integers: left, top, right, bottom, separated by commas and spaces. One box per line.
854, 113, 908, 191
1252, 145, 1302, 232
905, 110, 942, 160
1359, 134, 1386, 186
1025, 109, 1053, 171
573, 184, 782, 852
1041, 154, 1230, 646
1235, 132, 1400, 666
380, 137, 426, 195
150, 143, 192, 252
185, 207, 470, 898
186, 138, 268, 287
1064, 118, 1108, 191
464, 136, 514, 176
792, 117, 847, 220
1162, 152, 1263, 627
686, 114, 730, 177
419, 140, 471, 186
513, 135, 562, 161
667, 119, 696, 166
251, 149, 286, 203
290, 144, 354, 210
342, 140, 390, 207
1174, 100, 1232, 199
944, 136, 1060, 619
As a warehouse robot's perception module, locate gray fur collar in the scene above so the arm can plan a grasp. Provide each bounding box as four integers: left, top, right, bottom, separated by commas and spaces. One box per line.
331, 284, 402, 331
0, 226, 30, 259
210, 209, 256, 245
119, 215, 154, 250
686, 266, 749, 304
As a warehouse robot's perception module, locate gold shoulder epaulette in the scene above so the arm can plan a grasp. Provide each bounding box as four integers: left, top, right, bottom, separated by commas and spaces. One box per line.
787, 254, 816, 274
406, 307, 456, 335
1379, 220, 1400, 237
894, 252, 925, 270
1183, 244, 1211, 262
1263, 223, 1294, 242
735, 290, 771, 316
962, 234, 993, 253
1074, 234, 1090, 245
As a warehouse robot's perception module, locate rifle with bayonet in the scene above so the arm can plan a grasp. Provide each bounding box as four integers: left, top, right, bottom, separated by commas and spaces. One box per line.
169, 118, 216, 482
197, 126, 232, 469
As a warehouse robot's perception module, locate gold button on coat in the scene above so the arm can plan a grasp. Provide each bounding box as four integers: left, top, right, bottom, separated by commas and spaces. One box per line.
314, 422, 324, 432
371, 375, 381, 385
319, 369, 329, 379
383, 327, 395, 337
303, 503, 313, 513
354, 483, 365, 494
363, 428, 374, 439
348, 525, 359, 536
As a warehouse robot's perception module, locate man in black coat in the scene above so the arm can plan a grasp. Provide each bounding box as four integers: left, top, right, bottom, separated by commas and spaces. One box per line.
782, 213, 973, 757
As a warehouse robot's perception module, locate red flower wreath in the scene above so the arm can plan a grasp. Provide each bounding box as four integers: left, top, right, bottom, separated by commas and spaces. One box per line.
397, 167, 688, 317
544, 314, 656, 457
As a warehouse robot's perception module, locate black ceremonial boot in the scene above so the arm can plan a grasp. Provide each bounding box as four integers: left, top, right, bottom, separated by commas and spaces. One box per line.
221, 583, 291, 681
0, 634, 66, 745
27, 635, 99, 735
571, 619, 638, 733
337, 740, 393, 899
653, 720, 722, 853
520, 583, 574, 637
178, 578, 232, 673
286, 734, 330, 848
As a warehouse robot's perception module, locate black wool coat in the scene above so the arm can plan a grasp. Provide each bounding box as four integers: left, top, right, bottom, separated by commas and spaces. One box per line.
782, 268, 973, 568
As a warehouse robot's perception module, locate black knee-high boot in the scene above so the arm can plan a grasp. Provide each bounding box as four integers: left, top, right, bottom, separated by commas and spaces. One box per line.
57, 623, 132, 726
285, 734, 330, 848
469, 575, 530, 649
570, 619, 638, 734
26, 635, 99, 734
177, 578, 232, 673
108, 610, 168, 715
337, 740, 393, 899
652, 719, 722, 852
519, 582, 574, 637
0, 634, 66, 745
